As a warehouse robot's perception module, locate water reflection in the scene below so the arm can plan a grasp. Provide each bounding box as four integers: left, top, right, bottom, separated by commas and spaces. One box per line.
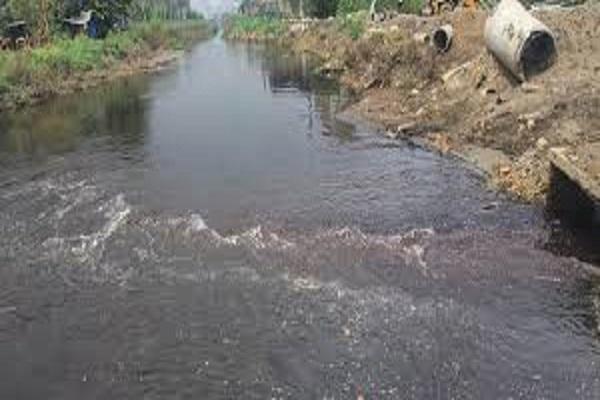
239, 43, 355, 139
0, 77, 151, 161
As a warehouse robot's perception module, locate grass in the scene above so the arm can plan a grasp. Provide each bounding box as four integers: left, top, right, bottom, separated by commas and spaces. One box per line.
223, 15, 288, 40
336, 11, 367, 40
399, 0, 425, 15
0, 20, 213, 105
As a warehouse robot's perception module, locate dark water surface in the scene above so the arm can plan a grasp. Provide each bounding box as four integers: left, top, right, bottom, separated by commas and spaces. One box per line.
1, 38, 599, 399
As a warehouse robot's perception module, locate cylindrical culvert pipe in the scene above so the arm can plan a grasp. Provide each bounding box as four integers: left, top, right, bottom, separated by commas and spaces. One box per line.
432, 25, 453, 53
484, 0, 557, 81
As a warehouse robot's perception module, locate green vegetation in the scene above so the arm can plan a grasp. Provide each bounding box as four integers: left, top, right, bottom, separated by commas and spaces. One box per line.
336, 0, 370, 15
0, 20, 212, 105
237, 0, 411, 20
336, 11, 367, 40
223, 15, 288, 40
337, 0, 419, 15
0, 1, 200, 43
398, 0, 424, 15
228, 0, 426, 43
0, 0, 214, 108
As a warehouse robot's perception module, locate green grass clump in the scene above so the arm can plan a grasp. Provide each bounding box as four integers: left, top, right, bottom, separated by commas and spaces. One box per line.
103, 31, 138, 60
29, 37, 104, 73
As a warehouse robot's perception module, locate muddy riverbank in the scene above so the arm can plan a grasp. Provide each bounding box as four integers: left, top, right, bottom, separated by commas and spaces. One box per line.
269, 4, 600, 202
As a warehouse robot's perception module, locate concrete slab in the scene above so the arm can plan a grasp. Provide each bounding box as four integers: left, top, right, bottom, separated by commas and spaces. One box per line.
549, 142, 600, 201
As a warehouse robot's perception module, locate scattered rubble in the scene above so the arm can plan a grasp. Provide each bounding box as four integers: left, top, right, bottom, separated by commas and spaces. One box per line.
285, 3, 600, 201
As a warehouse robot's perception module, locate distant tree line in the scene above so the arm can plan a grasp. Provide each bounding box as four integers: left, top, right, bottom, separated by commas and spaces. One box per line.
238, 0, 403, 18
239, 0, 595, 18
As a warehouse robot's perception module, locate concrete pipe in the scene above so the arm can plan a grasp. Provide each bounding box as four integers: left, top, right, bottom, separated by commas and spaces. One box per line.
484, 0, 557, 81
432, 25, 453, 53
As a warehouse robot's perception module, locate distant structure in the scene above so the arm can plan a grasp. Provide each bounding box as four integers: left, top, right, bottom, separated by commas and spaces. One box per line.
2, 21, 29, 49
64, 10, 93, 37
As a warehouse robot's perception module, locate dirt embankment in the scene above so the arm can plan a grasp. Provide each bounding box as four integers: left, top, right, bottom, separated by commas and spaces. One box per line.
285, 4, 600, 201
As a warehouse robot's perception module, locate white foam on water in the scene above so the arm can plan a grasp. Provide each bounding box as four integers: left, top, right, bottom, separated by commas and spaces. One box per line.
39, 202, 437, 286
85, 194, 130, 250
188, 214, 208, 231
593, 295, 600, 335
53, 182, 96, 220
185, 220, 297, 252
218, 226, 295, 250
286, 274, 410, 309
181, 215, 433, 262
290, 276, 328, 292
43, 194, 131, 265
533, 275, 562, 283
404, 243, 429, 271
316, 226, 434, 247
309, 226, 435, 274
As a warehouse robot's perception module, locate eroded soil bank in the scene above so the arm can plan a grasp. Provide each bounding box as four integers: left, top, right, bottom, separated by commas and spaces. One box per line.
277, 4, 600, 202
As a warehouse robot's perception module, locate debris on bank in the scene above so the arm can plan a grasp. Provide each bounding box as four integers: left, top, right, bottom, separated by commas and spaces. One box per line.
283, 2, 600, 201
484, 0, 557, 81
432, 24, 453, 53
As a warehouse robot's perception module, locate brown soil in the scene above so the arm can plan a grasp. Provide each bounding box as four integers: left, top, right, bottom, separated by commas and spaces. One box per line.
286, 4, 600, 201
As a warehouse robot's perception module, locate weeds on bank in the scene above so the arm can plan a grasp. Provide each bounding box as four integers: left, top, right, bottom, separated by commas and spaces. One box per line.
0, 20, 211, 104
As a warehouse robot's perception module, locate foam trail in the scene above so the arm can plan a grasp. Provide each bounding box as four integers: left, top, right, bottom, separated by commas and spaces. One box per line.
188, 214, 208, 231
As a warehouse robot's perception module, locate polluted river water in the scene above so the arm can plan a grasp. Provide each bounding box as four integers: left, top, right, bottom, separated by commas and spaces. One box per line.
0, 38, 599, 399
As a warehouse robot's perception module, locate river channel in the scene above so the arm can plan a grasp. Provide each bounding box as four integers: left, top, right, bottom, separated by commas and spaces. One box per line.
0, 38, 598, 399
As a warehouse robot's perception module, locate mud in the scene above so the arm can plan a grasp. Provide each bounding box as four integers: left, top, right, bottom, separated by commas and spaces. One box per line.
284, 4, 600, 201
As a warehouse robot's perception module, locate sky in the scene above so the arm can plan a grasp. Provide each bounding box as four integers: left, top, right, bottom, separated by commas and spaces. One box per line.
191, 0, 239, 17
